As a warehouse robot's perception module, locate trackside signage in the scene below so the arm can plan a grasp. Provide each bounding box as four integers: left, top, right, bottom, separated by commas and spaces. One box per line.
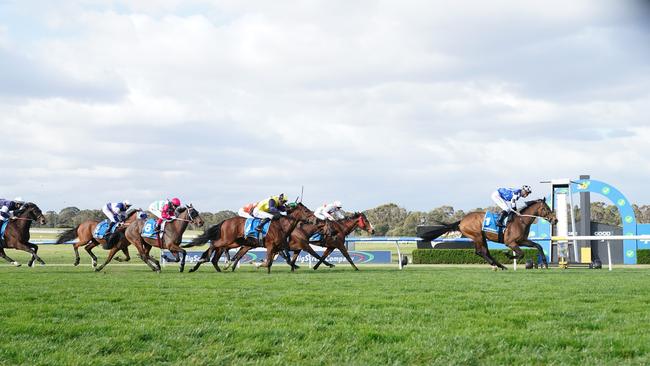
162, 250, 392, 264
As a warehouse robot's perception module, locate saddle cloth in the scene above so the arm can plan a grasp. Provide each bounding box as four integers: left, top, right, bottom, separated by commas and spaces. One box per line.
244, 218, 271, 239
482, 212, 509, 234
93, 219, 115, 239
141, 218, 160, 239
0, 220, 8, 241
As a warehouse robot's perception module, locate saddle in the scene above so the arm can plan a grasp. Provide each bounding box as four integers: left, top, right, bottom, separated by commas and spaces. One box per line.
93, 219, 119, 240
244, 218, 271, 246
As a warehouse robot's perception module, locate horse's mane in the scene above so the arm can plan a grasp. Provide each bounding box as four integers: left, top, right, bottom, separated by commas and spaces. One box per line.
522, 199, 548, 213
524, 199, 545, 207
15, 202, 38, 215
125, 207, 140, 219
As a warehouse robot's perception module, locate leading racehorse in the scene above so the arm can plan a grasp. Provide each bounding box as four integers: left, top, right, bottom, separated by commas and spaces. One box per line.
55, 208, 143, 267
95, 204, 204, 273
424, 199, 557, 270
0, 202, 47, 267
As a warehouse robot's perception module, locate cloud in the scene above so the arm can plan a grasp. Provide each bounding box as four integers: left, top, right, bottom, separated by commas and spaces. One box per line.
0, 1, 649, 212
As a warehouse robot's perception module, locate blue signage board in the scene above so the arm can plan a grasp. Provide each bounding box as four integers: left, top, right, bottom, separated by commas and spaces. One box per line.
162, 250, 392, 264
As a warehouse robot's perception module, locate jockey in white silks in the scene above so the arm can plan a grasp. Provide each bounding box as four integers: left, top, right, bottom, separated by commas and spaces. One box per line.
314, 201, 345, 221
102, 200, 132, 231
491, 186, 532, 227
314, 201, 345, 240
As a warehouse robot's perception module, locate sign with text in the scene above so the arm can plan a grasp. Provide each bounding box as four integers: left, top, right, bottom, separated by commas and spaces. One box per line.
162, 249, 392, 264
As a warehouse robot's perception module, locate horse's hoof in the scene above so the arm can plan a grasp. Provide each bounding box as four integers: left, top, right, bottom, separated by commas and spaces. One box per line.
492, 266, 498, 271
11, 261, 21, 267
94, 267, 102, 272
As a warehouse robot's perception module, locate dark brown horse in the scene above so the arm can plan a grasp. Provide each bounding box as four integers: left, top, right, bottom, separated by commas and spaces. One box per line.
0, 202, 47, 267
224, 203, 335, 272
184, 204, 312, 273
425, 199, 557, 270
95, 204, 204, 272
309, 212, 375, 271
55, 208, 143, 267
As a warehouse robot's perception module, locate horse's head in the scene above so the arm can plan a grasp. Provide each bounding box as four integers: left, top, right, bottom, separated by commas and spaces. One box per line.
355, 212, 375, 235
525, 198, 558, 225
287, 202, 314, 222
15, 202, 46, 225
179, 204, 204, 227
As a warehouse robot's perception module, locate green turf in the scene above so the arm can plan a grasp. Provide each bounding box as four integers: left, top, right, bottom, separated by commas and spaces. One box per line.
1, 246, 650, 365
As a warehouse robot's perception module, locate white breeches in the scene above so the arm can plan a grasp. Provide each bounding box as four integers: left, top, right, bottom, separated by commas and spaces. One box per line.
102, 206, 118, 223
252, 207, 274, 220
491, 191, 512, 212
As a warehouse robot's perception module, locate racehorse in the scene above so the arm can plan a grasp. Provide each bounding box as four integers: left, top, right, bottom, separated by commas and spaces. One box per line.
55, 208, 143, 267
308, 212, 375, 271
184, 204, 312, 273
0, 202, 47, 267
95, 204, 204, 273
224, 203, 335, 272
424, 199, 558, 270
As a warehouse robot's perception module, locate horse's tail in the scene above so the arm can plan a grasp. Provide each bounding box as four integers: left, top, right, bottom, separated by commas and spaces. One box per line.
183, 222, 222, 248
419, 221, 461, 241
55, 226, 79, 244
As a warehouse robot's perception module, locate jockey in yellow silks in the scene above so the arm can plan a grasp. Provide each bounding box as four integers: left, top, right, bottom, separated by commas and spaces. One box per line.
252, 193, 288, 232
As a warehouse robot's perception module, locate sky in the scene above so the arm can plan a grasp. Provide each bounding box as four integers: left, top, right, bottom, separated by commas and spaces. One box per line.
1, 0, 649, 213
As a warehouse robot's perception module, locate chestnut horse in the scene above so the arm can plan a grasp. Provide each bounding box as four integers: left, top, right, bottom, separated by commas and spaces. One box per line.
425, 199, 557, 270
0, 202, 47, 267
184, 204, 311, 273
224, 203, 335, 272
308, 212, 376, 271
95, 205, 204, 273
55, 208, 143, 267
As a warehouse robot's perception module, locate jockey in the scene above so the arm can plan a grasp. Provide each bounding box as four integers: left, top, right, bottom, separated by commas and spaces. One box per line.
148, 198, 181, 231
314, 201, 345, 239
491, 185, 532, 227
252, 193, 288, 232
0, 197, 24, 223
238, 202, 257, 219
102, 200, 132, 232
314, 201, 345, 221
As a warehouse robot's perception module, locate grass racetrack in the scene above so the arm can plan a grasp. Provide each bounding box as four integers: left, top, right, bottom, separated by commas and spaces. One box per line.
1, 246, 650, 365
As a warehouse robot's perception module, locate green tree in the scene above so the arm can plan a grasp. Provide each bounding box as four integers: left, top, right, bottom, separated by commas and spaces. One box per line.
58, 207, 81, 228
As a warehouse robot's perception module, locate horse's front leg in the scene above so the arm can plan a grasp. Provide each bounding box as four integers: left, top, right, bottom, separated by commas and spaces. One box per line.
522, 240, 549, 269
27, 243, 45, 267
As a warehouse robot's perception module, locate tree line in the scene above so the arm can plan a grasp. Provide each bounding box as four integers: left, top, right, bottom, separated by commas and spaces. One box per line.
35, 203, 650, 236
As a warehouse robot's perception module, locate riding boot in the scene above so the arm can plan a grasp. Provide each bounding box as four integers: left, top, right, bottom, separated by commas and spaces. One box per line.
256, 218, 270, 232
107, 222, 115, 235
496, 211, 508, 227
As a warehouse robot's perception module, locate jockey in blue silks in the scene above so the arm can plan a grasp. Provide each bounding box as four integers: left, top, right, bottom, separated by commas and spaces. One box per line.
0, 198, 23, 223
0, 197, 24, 248
102, 200, 132, 232
491, 186, 532, 227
